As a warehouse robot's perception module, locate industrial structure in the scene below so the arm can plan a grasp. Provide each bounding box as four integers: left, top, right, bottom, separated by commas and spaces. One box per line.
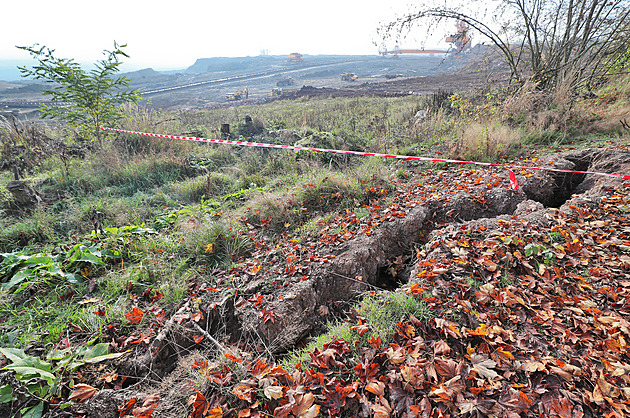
288, 53, 303, 62
445, 20, 472, 53
379, 20, 472, 57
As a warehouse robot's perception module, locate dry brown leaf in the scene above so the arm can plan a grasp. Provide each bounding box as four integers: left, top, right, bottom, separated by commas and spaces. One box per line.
263, 385, 284, 400
69, 384, 99, 403
471, 354, 499, 380
432, 339, 452, 356
366, 380, 385, 397
294, 392, 320, 418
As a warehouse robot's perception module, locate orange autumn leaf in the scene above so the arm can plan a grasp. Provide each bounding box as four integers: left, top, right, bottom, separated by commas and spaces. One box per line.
125, 307, 145, 324
187, 391, 209, 418
118, 398, 137, 416
132, 402, 159, 418
470, 386, 485, 395
351, 323, 370, 336
208, 407, 223, 418
467, 324, 488, 336
263, 385, 284, 400
293, 392, 320, 418
432, 339, 452, 356
225, 352, 243, 363
232, 384, 255, 403
366, 380, 385, 397
251, 360, 270, 379
192, 334, 205, 343
368, 335, 382, 349
409, 283, 423, 296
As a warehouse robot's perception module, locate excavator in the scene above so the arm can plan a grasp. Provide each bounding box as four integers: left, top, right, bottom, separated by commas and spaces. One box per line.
340, 73, 358, 81
445, 20, 472, 53
225, 89, 248, 101
288, 53, 302, 62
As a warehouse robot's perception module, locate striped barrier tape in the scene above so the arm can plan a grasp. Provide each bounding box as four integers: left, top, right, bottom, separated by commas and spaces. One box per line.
100, 127, 630, 189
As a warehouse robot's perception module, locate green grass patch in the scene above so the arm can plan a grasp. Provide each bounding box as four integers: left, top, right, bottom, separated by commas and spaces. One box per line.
284, 291, 432, 368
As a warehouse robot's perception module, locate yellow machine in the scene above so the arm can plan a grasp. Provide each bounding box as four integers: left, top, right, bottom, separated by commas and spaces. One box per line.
269, 88, 283, 97
225, 89, 249, 101
340, 73, 358, 81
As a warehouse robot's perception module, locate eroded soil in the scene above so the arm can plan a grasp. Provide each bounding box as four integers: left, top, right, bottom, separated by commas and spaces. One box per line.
64, 147, 630, 417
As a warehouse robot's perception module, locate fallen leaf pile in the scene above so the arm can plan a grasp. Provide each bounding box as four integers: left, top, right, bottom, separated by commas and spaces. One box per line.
23, 152, 629, 418
184, 178, 630, 417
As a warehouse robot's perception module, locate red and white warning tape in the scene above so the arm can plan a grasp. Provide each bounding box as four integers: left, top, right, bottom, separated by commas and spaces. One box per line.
100, 127, 630, 190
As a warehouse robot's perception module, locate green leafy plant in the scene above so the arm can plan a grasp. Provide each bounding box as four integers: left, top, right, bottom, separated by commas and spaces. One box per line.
0, 242, 120, 292
0, 343, 126, 418
524, 242, 555, 264
17, 42, 141, 140
0, 252, 74, 292
153, 208, 194, 231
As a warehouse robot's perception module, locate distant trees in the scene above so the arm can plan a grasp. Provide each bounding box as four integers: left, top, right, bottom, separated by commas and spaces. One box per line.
18, 42, 141, 140
383, 0, 630, 91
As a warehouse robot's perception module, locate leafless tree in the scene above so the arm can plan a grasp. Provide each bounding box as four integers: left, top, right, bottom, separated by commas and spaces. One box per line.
382, 0, 630, 91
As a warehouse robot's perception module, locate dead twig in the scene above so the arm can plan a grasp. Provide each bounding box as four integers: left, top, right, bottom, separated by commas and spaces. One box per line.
191, 321, 226, 353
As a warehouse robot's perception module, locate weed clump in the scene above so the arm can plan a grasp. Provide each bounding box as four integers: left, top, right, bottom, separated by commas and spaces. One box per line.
177, 218, 251, 268
285, 291, 431, 367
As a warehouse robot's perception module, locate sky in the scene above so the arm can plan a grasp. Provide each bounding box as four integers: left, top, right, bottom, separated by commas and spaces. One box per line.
0, 0, 453, 72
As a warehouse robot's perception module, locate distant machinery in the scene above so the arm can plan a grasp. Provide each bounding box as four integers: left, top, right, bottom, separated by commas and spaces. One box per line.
445, 20, 472, 53
276, 77, 296, 87
269, 88, 296, 97
378, 45, 448, 57
288, 52, 303, 62
225, 89, 248, 101
378, 21, 471, 56
340, 73, 358, 81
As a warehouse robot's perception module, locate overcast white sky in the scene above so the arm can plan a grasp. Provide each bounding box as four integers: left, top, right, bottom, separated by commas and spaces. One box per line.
1, 0, 452, 71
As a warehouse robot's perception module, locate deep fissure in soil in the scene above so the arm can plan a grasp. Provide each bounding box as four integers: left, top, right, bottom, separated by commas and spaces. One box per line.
120, 149, 616, 392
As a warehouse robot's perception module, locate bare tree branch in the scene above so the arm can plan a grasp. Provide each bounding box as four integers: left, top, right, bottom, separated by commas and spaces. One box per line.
382, 0, 630, 91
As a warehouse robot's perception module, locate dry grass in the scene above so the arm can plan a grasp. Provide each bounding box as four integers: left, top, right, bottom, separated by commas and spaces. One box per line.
116, 104, 193, 155
500, 81, 542, 120
499, 79, 573, 133
576, 73, 630, 135
449, 121, 522, 161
